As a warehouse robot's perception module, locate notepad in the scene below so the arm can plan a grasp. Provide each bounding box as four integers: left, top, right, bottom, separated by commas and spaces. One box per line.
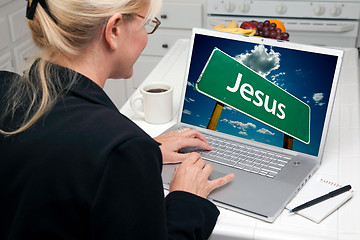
286, 178, 353, 223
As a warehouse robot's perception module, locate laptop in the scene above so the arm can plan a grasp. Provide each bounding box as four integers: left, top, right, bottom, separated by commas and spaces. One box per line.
161, 28, 343, 222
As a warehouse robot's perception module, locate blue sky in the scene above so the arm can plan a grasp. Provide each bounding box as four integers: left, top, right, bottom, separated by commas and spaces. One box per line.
181, 34, 338, 156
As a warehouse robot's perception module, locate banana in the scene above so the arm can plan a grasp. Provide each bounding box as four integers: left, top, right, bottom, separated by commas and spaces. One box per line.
213, 25, 256, 36
213, 20, 256, 36
227, 21, 238, 28
213, 24, 226, 29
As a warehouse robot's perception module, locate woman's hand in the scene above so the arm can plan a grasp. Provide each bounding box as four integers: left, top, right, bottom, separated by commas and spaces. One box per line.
154, 128, 213, 164
169, 152, 234, 198
154, 128, 212, 164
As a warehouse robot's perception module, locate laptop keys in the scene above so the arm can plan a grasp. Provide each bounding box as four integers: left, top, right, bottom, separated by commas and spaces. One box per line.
199, 133, 292, 178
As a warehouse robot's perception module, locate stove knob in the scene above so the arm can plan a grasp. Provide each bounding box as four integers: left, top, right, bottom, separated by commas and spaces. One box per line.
314, 5, 325, 16
330, 5, 342, 17
276, 4, 287, 15
239, 2, 250, 13
224, 2, 236, 13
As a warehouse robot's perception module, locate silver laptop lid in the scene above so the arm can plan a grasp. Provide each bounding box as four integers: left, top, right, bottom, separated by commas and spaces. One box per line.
178, 28, 343, 161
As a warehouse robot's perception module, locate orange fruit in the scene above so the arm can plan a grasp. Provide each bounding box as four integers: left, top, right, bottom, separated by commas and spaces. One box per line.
269, 19, 286, 32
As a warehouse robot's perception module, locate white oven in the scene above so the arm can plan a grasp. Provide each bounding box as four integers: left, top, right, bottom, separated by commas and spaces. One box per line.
206, 0, 360, 48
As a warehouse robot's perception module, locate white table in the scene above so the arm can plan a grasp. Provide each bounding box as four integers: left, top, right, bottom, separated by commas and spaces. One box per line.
120, 39, 360, 240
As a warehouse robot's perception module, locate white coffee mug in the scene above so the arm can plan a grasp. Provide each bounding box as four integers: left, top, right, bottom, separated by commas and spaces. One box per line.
130, 82, 173, 124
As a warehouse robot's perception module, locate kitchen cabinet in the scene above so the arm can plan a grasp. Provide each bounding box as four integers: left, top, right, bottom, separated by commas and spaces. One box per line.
0, 0, 38, 73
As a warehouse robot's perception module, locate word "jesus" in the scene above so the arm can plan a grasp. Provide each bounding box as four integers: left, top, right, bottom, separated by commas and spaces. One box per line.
226, 73, 286, 120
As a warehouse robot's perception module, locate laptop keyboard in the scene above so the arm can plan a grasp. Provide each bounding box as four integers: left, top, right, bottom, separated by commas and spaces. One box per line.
183, 133, 292, 178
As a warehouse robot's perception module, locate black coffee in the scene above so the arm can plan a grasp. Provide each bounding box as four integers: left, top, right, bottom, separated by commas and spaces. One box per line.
147, 88, 168, 93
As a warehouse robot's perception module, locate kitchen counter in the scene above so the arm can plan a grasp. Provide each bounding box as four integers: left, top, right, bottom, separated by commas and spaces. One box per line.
120, 39, 360, 240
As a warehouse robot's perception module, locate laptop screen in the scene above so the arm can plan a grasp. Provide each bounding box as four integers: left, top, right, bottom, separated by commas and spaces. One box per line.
181, 29, 342, 157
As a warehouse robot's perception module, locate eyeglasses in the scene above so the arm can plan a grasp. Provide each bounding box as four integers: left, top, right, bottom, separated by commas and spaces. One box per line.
135, 14, 161, 34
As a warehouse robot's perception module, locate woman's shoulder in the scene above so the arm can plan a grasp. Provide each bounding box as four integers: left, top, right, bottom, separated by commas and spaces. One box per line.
0, 71, 22, 98
0, 71, 20, 105
0, 70, 19, 78
54, 96, 148, 137
46, 97, 155, 151
0, 71, 20, 85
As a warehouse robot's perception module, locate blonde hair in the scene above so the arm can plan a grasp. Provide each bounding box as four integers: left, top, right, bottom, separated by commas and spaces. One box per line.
0, 0, 162, 135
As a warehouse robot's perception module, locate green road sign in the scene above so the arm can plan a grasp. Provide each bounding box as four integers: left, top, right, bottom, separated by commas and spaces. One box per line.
195, 48, 310, 144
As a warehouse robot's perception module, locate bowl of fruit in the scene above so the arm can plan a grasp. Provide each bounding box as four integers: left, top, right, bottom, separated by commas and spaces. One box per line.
213, 19, 290, 41
241, 19, 290, 40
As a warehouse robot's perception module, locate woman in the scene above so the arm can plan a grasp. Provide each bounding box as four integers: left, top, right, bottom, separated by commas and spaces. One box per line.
0, 0, 233, 239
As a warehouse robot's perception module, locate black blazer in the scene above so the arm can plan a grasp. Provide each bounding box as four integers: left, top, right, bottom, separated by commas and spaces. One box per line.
0, 67, 219, 240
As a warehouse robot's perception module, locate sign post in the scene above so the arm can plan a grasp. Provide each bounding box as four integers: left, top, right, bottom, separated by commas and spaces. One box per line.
207, 102, 224, 130
283, 135, 294, 150
196, 48, 311, 145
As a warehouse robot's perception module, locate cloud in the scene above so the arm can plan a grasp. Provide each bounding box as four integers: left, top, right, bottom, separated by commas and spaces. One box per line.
313, 93, 325, 106
185, 97, 195, 103
187, 81, 195, 87
222, 119, 256, 131
270, 72, 285, 80
257, 128, 275, 135
223, 105, 234, 111
313, 93, 323, 102
238, 131, 248, 136
270, 72, 286, 89
303, 96, 310, 104
235, 44, 280, 77
183, 109, 191, 115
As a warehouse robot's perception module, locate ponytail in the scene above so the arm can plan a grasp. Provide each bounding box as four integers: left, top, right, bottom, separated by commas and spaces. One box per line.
0, 0, 162, 135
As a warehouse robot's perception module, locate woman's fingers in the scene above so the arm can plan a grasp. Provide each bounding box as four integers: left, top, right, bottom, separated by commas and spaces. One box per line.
175, 129, 213, 151
170, 154, 234, 198
155, 128, 213, 164
179, 137, 213, 151
194, 156, 206, 169
184, 152, 202, 164
202, 164, 234, 192
208, 173, 235, 191
179, 128, 210, 145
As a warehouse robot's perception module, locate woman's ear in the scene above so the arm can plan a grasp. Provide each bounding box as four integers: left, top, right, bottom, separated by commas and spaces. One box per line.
104, 13, 123, 50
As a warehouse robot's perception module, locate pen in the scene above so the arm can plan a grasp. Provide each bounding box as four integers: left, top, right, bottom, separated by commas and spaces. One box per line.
289, 185, 352, 213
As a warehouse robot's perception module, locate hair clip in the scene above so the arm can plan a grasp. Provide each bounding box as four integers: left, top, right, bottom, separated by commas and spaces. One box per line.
26, 0, 57, 23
